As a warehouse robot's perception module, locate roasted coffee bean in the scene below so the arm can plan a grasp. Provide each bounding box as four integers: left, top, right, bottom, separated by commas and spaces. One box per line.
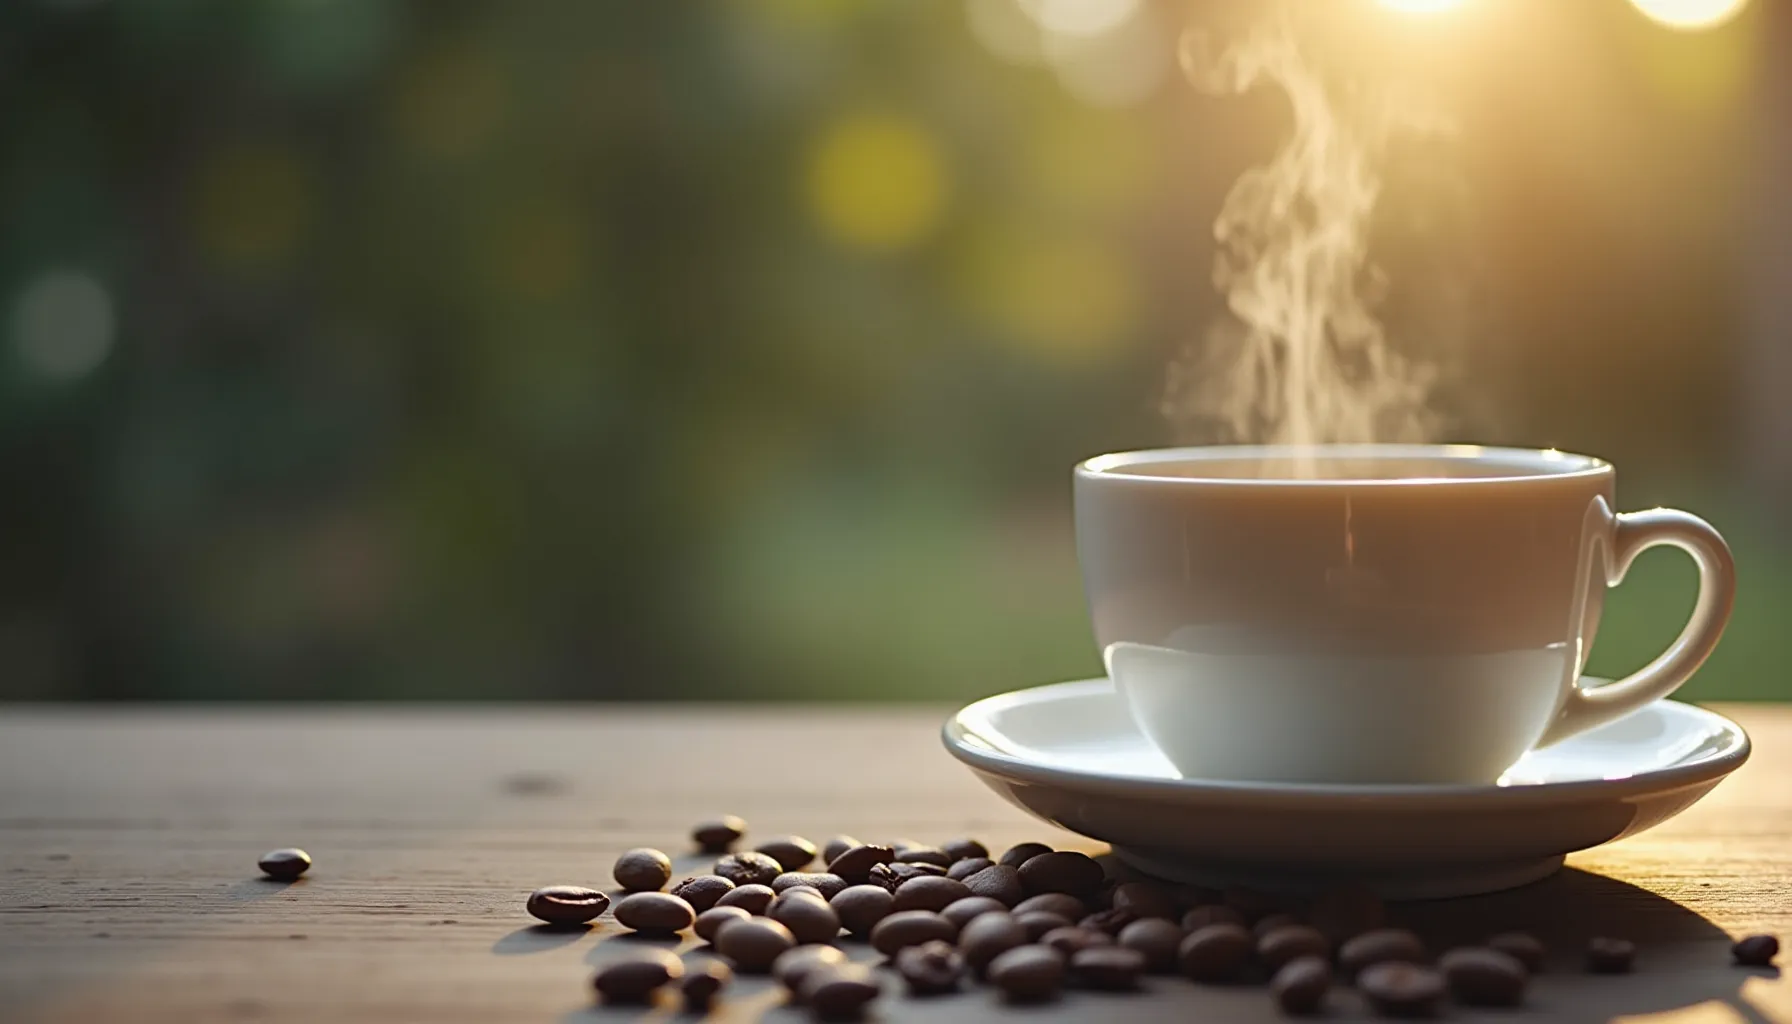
1586, 937, 1635, 974
1080, 908, 1137, 936
592, 948, 684, 1004
773, 872, 849, 901
770, 891, 842, 944
1181, 904, 1247, 931
715, 851, 783, 888
988, 944, 1066, 1002
964, 865, 1026, 907
1110, 881, 1176, 920
830, 885, 895, 938
942, 896, 1008, 930
959, 912, 1029, 973
869, 862, 945, 891
1440, 947, 1527, 1007
1221, 885, 1280, 923
1118, 918, 1184, 974
613, 848, 673, 892
1735, 934, 1780, 966
1016, 911, 1074, 942
1179, 923, 1253, 983
695, 906, 753, 943
941, 838, 989, 863
896, 939, 964, 995
998, 842, 1054, 869
947, 857, 993, 881
756, 835, 818, 872
1041, 926, 1111, 956
1018, 851, 1103, 896
258, 848, 311, 881
715, 917, 796, 973
526, 885, 610, 926
1309, 884, 1385, 944
803, 963, 880, 1022
1488, 931, 1546, 972
1014, 892, 1088, 920
896, 846, 953, 869
1272, 956, 1332, 1016
773, 944, 847, 1002
692, 816, 747, 854
1359, 961, 1445, 1017
779, 885, 824, 901
819, 836, 860, 865
892, 876, 971, 914
1254, 912, 1301, 940
613, 892, 696, 936
870, 910, 958, 957
1340, 929, 1428, 978
680, 960, 731, 1012
715, 883, 776, 915
1259, 924, 1331, 972
670, 875, 735, 912
1073, 946, 1145, 991
827, 844, 896, 885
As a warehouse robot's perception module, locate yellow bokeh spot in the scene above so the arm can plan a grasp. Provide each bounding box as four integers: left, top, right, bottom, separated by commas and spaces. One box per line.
392, 41, 507, 161
1628, 3, 1753, 111
191, 142, 313, 269
1629, 0, 1749, 31
955, 224, 1138, 364
486, 200, 587, 301
805, 115, 947, 254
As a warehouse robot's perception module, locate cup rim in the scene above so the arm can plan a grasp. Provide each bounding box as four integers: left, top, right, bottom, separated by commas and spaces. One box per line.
1076, 444, 1612, 486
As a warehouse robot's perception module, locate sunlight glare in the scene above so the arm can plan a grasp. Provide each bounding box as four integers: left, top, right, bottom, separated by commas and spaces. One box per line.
1378, 0, 1468, 13
1628, 0, 1750, 31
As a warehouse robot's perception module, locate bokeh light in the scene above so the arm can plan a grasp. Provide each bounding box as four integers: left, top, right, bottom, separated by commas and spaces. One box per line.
805, 114, 947, 253
1017, 0, 1140, 38
11, 271, 115, 381
1628, 0, 1750, 31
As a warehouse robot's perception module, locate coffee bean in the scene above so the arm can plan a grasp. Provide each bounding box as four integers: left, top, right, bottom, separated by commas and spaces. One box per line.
692, 816, 747, 854
715, 851, 783, 888
613, 892, 696, 936
1487, 931, 1546, 972
896, 939, 964, 995
869, 862, 945, 891
964, 865, 1026, 907
669, 875, 735, 912
1253, 912, 1301, 940
695, 906, 753, 943
1018, 851, 1103, 896
1181, 904, 1247, 931
947, 857, 993, 881
257, 848, 311, 881
826, 844, 896, 885
893, 847, 951, 870
1016, 910, 1074, 942
889, 837, 926, 853
1014, 892, 1088, 920
526, 885, 610, 926
756, 835, 818, 872
592, 948, 683, 1004
802, 963, 880, 1022
1735, 934, 1780, 966
988, 944, 1066, 1002
1259, 924, 1331, 972
941, 838, 989, 863
830, 885, 894, 938
1586, 937, 1635, 974
1073, 945, 1145, 990
1110, 881, 1176, 920
1118, 918, 1184, 974
773, 944, 847, 1002
1440, 947, 1527, 1006
1359, 961, 1445, 1017
892, 875, 971, 913
1271, 956, 1332, 1016
821, 836, 862, 865
770, 891, 842, 944
613, 848, 673, 892
1041, 926, 1111, 956
1080, 908, 1137, 936
1309, 884, 1385, 944
715, 917, 796, 973
715, 883, 776, 915
778, 885, 824, 901
1179, 923, 1253, 983
870, 910, 957, 957
773, 872, 849, 901
959, 912, 1029, 973
1340, 928, 1428, 978
941, 895, 1008, 930
998, 842, 1054, 869
1221, 885, 1280, 923
680, 959, 731, 1012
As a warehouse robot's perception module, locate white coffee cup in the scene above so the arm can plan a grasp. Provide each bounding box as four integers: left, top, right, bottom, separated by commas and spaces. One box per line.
1074, 444, 1735, 785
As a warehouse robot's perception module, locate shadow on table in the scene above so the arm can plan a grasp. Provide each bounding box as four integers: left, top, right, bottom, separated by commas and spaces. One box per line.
491, 924, 592, 956
217, 878, 307, 903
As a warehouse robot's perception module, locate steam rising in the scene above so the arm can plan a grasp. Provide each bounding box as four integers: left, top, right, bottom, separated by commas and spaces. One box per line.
1164, 13, 1448, 448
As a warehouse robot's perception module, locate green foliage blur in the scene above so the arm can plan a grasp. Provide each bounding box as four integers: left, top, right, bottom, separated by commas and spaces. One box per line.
0, 0, 1785, 701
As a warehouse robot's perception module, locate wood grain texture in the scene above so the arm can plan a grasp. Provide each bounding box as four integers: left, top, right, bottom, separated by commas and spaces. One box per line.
1, 704, 1790, 1023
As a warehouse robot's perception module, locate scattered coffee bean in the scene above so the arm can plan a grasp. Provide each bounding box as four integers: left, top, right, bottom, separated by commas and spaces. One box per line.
715, 851, 783, 888
1440, 947, 1527, 1007
680, 959, 731, 1012
1181, 904, 1247, 931
257, 848, 311, 881
1272, 955, 1331, 1016
942, 896, 1009, 930
1586, 937, 1636, 974
998, 842, 1054, 869
779, 885, 824, 901
1073, 945, 1146, 991
773, 872, 849, 901
695, 906, 753, 943
830, 885, 895, 938
1488, 931, 1546, 972
803, 963, 880, 1022
1018, 851, 1103, 896
1014, 892, 1088, 920
827, 844, 896, 885
869, 862, 946, 890
669, 875, 735, 912
947, 857, 993, 881
1110, 881, 1176, 920
964, 865, 1026, 908
1119, 918, 1184, 974
613, 848, 673, 892
613, 892, 696, 936
941, 838, 989, 863
592, 948, 683, 1004
821, 836, 862, 865
1016, 910, 1074, 942
1359, 961, 1445, 1017
897, 939, 965, 995
1254, 912, 1301, 939
896, 846, 954, 869
1259, 924, 1331, 972
715, 917, 797, 973
959, 912, 1029, 973
1340, 928, 1428, 979
1080, 908, 1137, 936
988, 944, 1067, 1003
715, 883, 776, 915
1041, 926, 1112, 956
1179, 923, 1254, 983
1309, 884, 1386, 943
773, 944, 848, 1002
1734, 934, 1780, 966
756, 835, 818, 872
692, 816, 747, 854
892, 875, 971, 914
1222, 885, 1280, 923
771, 891, 842, 944
871, 910, 958, 957
526, 885, 610, 926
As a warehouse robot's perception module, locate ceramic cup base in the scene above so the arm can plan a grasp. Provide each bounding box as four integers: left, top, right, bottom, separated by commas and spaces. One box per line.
1112, 846, 1566, 901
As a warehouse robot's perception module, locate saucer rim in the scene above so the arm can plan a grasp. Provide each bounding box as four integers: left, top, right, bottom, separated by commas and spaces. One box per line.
942, 678, 1750, 810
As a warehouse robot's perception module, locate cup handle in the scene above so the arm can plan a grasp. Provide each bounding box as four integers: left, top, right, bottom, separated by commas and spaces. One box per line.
1537, 508, 1736, 747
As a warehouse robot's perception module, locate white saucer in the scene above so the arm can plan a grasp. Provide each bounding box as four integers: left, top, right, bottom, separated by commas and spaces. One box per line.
943, 678, 1749, 899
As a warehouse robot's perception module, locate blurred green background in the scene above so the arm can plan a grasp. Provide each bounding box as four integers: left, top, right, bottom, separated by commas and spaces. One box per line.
1, 0, 1786, 702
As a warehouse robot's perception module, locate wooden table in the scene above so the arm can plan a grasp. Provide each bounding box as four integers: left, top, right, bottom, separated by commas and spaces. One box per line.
1, 705, 1788, 1023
